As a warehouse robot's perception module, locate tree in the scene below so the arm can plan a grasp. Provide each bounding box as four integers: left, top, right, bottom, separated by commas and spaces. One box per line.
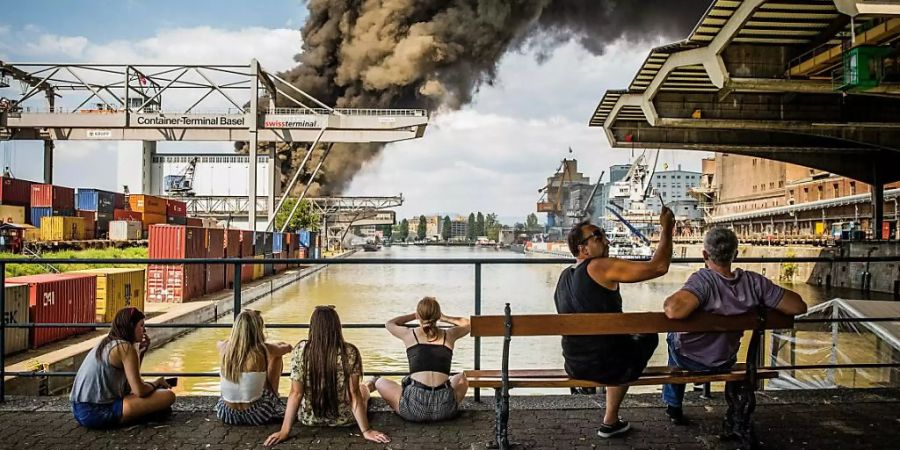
417, 215, 427, 240
475, 212, 485, 237
377, 224, 392, 239
274, 198, 320, 232
441, 216, 451, 241
514, 222, 525, 233
526, 213, 541, 232
485, 213, 501, 241
398, 219, 410, 241
466, 213, 476, 241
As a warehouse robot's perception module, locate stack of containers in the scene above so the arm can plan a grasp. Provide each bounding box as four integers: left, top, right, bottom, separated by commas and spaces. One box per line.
272, 232, 285, 272
128, 194, 167, 231
30, 184, 75, 226
71, 268, 145, 323
224, 229, 241, 288
76, 188, 122, 238
239, 230, 254, 283
166, 199, 188, 225
7, 273, 96, 348
0, 177, 33, 225
146, 224, 205, 302
205, 227, 226, 294
3, 283, 30, 355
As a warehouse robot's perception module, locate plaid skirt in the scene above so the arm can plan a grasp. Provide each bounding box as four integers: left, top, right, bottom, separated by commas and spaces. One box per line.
398, 376, 459, 423
216, 389, 285, 426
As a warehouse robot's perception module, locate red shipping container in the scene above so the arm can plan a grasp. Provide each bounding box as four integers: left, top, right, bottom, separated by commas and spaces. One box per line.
205, 228, 225, 294
185, 217, 203, 227
146, 264, 205, 303
31, 184, 75, 209
114, 209, 142, 222
7, 273, 96, 348
166, 199, 187, 217
883, 222, 892, 240
142, 212, 167, 230
148, 224, 205, 259
113, 192, 126, 210
76, 210, 97, 239
0, 177, 35, 205
239, 230, 253, 256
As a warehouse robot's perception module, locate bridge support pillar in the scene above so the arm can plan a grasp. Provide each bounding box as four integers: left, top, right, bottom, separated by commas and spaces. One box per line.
249, 59, 260, 231
267, 142, 277, 224
42, 140, 53, 184
141, 141, 155, 194
872, 165, 884, 240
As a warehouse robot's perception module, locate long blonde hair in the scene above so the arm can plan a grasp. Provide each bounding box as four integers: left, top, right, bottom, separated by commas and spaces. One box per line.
221, 309, 267, 383
417, 296, 442, 341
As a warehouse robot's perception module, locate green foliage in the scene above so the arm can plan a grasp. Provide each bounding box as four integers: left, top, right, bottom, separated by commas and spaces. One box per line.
475, 212, 485, 237
2, 247, 149, 277
376, 224, 392, 238
485, 213, 501, 241
398, 219, 410, 241
274, 199, 320, 232
441, 216, 451, 241
466, 213, 476, 241
417, 215, 427, 240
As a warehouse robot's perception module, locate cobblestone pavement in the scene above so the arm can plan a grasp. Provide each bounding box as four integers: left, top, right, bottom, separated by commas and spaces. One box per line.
0, 389, 897, 449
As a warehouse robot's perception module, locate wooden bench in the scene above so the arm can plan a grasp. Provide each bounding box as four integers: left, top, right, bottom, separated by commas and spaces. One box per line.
465, 304, 794, 450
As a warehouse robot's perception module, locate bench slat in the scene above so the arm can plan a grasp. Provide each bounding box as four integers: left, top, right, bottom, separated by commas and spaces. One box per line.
470, 311, 793, 337
464, 364, 749, 379
465, 369, 780, 389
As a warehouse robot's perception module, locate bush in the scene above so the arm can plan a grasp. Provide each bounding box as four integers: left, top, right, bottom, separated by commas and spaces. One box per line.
2, 247, 149, 277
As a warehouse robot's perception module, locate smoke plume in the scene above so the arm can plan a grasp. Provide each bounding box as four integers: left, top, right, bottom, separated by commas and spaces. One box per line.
261, 0, 709, 195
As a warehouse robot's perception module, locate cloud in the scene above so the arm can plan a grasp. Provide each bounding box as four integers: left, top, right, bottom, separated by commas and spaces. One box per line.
24, 34, 90, 57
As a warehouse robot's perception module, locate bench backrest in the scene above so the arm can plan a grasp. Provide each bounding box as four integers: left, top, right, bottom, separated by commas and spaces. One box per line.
470, 311, 793, 337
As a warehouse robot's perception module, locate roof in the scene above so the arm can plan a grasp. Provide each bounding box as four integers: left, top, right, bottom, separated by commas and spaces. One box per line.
0, 222, 36, 229
707, 187, 900, 223
687, 0, 844, 46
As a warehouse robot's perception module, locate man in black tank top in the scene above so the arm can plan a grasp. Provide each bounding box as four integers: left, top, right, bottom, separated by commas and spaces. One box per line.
553, 209, 674, 438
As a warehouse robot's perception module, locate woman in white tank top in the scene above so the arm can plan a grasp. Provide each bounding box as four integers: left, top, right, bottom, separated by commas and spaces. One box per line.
216, 309, 292, 426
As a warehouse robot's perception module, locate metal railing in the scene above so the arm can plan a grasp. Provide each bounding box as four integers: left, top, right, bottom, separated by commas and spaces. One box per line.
2, 255, 899, 403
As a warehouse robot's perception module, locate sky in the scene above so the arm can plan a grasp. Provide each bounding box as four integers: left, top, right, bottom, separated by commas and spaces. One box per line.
1, 0, 709, 225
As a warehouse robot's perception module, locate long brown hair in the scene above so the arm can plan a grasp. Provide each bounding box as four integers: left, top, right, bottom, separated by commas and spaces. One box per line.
221, 309, 267, 383
417, 296, 442, 341
302, 306, 353, 419
96, 307, 145, 361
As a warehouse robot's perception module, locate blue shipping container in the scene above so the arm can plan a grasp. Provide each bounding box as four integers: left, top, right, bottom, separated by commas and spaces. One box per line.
76, 189, 117, 212
298, 230, 311, 248
273, 233, 284, 253
29, 207, 75, 226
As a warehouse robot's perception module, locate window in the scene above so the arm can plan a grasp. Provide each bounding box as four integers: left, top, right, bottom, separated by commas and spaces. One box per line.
769, 182, 775, 189
779, 180, 784, 188
850, 181, 856, 195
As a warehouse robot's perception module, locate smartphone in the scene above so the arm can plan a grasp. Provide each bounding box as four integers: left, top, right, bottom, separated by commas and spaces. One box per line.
657, 191, 665, 208
165, 377, 178, 387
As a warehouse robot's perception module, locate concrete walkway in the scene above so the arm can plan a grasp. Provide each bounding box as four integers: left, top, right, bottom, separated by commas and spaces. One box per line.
0, 389, 896, 449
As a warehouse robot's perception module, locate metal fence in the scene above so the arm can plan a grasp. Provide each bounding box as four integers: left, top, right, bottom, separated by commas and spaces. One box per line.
2, 255, 899, 403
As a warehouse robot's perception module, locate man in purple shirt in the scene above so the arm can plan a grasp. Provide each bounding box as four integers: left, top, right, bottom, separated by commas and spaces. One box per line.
662, 227, 807, 424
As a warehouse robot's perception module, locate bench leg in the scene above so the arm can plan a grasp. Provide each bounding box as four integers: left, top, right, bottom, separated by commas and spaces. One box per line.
724, 381, 758, 450
490, 387, 510, 449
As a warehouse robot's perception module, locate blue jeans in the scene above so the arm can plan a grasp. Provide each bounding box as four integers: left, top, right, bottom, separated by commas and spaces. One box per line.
662, 336, 736, 408
72, 399, 124, 429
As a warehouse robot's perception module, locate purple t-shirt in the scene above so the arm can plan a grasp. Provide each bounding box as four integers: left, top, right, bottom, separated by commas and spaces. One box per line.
671, 268, 785, 367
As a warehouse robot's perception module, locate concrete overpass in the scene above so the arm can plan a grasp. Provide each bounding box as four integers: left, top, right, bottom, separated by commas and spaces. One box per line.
591, 0, 900, 235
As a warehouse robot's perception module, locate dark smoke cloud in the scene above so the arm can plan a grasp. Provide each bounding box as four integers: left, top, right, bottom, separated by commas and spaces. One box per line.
261, 0, 709, 195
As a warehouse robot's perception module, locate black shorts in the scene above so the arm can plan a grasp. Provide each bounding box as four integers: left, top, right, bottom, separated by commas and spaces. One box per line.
564, 333, 659, 385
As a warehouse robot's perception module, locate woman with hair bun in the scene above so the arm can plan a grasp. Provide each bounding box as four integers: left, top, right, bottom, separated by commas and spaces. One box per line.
369, 297, 470, 422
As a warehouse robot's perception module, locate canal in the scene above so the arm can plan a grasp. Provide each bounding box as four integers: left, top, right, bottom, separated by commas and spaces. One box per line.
142, 245, 890, 396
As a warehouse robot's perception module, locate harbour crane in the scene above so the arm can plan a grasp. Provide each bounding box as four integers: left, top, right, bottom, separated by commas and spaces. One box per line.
163, 157, 199, 197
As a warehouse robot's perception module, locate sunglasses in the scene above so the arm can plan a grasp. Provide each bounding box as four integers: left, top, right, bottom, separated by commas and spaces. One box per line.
578, 229, 605, 247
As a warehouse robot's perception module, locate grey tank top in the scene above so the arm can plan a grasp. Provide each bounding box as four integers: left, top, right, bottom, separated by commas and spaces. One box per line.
70, 339, 130, 404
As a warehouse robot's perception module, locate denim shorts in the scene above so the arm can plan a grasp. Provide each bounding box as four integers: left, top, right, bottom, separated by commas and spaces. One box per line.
72, 399, 124, 429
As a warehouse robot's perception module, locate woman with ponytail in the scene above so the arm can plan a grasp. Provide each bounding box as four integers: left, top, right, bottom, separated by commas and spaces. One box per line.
264, 306, 389, 446
371, 296, 470, 422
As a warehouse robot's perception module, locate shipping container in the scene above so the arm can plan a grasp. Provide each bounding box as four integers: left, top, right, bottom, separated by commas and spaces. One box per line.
274, 251, 287, 272
146, 264, 205, 303
149, 224, 206, 259
23, 227, 41, 242
31, 184, 75, 209
0, 204, 26, 224
76, 210, 97, 239
71, 268, 145, 323
40, 216, 87, 241
7, 273, 96, 349
3, 283, 30, 356
76, 189, 120, 212
96, 211, 113, 234
273, 232, 284, 253
109, 221, 142, 241
142, 212, 167, 230
264, 253, 275, 276
814, 222, 826, 235
114, 209, 142, 222
252, 255, 264, 280
298, 230, 311, 248
167, 215, 187, 225
254, 231, 272, 255
128, 194, 167, 215
185, 217, 203, 227
239, 230, 253, 256
0, 177, 34, 206
166, 199, 187, 217
224, 229, 241, 288
205, 228, 226, 294
30, 207, 74, 227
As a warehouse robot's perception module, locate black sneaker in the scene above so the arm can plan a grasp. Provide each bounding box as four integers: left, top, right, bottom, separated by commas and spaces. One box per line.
597, 419, 631, 438
666, 406, 687, 425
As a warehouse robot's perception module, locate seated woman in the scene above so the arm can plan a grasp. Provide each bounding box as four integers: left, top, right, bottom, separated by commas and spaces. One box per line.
371, 296, 470, 422
264, 306, 390, 446
70, 307, 176, 429
216, 309, 292, 425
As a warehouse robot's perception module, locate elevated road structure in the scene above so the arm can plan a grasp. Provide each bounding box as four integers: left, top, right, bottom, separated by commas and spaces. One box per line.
591, 0, 900, 236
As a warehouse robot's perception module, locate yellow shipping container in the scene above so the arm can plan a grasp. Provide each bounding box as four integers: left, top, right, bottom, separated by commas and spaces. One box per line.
0, 205, 26, 224
252, 255, 264, 280
814, 222, 826, 235
3, 283, 29, 356
40, 216, 86, 241
23, 227, 41, 242
71, 268, 146, 323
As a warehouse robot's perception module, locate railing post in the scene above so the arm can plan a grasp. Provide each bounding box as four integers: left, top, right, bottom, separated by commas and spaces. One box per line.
474, 262, 482, 403
233, 262, 242, 319
1, 261, 5, 403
